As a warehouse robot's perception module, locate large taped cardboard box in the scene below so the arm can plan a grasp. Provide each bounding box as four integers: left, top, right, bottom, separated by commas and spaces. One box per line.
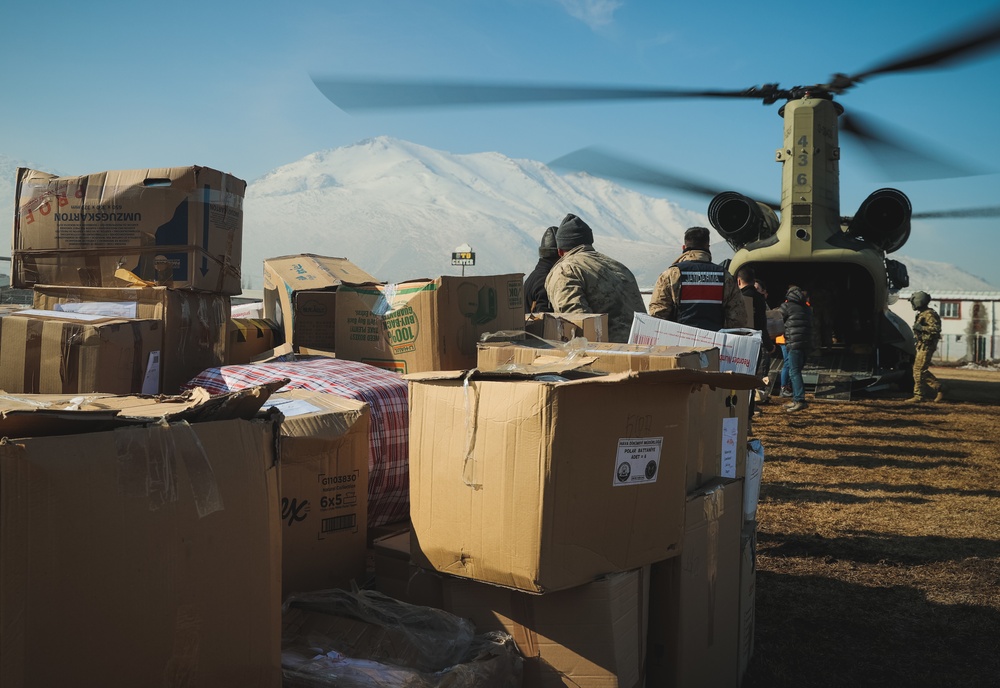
442, 567, 650, 688
13, 166, 245, 294
336, 274, 525, 374
265, 390, 370, 598
0, 309, 161, 394
0, 389, 282, 687
476, 340, 748, 491
32, 285, 229, 393
226, 317, 279, 365
263, 254, 379, 351
647, 478, 743, 688
524, 312, 609, 343
407, 367, 756, 593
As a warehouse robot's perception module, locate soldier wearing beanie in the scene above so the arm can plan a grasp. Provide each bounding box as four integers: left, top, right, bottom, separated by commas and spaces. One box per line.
524, 226, 559, 313
543, 213, 646, 343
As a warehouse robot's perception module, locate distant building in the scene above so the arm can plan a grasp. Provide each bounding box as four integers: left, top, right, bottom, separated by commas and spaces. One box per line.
889, 290, 1000, 363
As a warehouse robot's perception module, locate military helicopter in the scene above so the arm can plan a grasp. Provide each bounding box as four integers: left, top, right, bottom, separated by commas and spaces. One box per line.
311, 9, 1000, 392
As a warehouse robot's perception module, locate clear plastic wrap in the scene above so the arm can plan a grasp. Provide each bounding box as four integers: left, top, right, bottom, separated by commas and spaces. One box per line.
281, 589, 522, 688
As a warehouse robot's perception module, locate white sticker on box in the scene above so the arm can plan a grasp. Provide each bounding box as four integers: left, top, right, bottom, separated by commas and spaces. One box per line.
263, 397, 323, 417
613, 437, 663, 486
141, 351, 161, 395
721, 416, 739, 478
55, 301, 139, 318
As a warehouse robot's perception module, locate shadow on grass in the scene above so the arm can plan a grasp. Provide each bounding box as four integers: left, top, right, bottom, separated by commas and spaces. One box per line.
762, 483, 928, 505
763, 452, 967, 470
744, 571, 1000, 688
757, 530, 1000, 564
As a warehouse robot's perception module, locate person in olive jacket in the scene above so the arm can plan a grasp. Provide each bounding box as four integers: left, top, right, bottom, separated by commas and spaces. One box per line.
778, 285, 812, 413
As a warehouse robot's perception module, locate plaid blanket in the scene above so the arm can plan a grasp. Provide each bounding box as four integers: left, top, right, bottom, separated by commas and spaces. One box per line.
185, 356, 409, 527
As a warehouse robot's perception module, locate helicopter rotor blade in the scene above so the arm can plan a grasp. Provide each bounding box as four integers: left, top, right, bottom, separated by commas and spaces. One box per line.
839, 111, 989, 181
311, 77, 779, 112
844, 8, 1000, 85
912, 206, 1000, 219
549, 147, 780, 209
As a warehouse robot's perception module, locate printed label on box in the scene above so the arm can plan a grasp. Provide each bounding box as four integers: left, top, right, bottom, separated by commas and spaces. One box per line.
613, 437, 663, 486
721, 416, 739, 478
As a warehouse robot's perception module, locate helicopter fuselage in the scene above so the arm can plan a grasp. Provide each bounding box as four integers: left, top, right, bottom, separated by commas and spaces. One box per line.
717, 97, 914, 389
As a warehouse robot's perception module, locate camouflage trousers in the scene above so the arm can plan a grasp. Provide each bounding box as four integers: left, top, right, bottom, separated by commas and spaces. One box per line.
912, 344, 941, 399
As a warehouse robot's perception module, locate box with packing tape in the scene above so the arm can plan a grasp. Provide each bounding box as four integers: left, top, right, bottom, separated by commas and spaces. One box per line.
31, 285, 229, 394
13, 166, 245, 294
524, 312, 609, 343
477, 339, 751, 492
0, 308, 162, 394
406, 365, 759, 594
0, 384, 284, 687
647, 478, 744, 688
336, 274, 525, 374
263, 254, 379, 351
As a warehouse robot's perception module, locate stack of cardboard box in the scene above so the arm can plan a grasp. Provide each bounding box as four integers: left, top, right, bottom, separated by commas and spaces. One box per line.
368, 339, 760, 687
6, 165, 244, 394
0, 386, 285, 686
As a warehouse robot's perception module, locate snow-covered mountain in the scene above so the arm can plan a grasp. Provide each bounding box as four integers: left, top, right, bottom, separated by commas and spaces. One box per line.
241, 137, 706, 290
2, 140, 996, 293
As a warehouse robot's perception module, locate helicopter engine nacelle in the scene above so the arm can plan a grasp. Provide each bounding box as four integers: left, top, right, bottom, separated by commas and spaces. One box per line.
846, 188, 912, 253
708, 191, 780, 250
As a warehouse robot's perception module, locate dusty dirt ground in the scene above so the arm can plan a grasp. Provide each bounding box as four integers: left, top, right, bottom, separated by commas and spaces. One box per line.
742, 366, 1000, 688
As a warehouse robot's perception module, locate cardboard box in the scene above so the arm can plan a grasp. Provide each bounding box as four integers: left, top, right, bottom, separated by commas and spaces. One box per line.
265, 390, 371, 598
407, 367, 754, 593
0, 392, 282, 687
441, 567, 650, 688
13, 166, 245, 294
476, 341, 748, 492
373, 530, 446, 610
739, 524, 758, 684
0, 309, 161, 394
263, 254, 379, 351
629, 313, 761, 375
525, 312, 609, 343
336, 274, 525, 374
32, 285, 229, 393
477, 340, 718, 374
647, 479, 744, 688
226, 317, 279, 365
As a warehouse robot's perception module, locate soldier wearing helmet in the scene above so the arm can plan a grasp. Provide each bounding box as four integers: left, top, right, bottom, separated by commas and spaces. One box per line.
909, 291, 944, 402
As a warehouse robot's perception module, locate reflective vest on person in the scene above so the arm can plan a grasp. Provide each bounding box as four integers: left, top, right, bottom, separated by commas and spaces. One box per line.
676, 260, 725, 331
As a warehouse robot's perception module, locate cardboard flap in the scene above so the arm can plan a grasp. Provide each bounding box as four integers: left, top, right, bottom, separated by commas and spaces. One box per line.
0, 382, 286, 439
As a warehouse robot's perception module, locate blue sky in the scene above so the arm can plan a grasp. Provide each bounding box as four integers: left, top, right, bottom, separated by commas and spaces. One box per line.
2, 0, 999, 285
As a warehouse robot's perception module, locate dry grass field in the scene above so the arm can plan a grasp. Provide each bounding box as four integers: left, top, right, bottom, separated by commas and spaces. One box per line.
742, 366, 1000, 688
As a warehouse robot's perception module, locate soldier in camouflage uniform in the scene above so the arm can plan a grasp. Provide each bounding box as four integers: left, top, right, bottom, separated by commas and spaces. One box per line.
909, 291, 944, 402
544, 213, 647, 343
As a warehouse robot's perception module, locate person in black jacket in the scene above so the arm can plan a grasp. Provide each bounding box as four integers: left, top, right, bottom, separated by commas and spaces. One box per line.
778, 285, 812, 413
524, 226, 558, 313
